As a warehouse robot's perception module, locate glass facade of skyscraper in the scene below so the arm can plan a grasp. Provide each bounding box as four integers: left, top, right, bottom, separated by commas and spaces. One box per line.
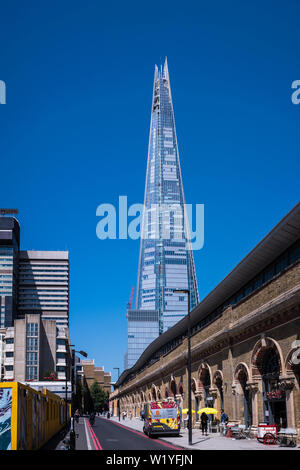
126, 309, 159, 368
125, 59, 199, 369
0, 217, 20, 328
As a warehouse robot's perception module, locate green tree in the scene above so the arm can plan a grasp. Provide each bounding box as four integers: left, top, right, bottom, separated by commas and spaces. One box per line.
83, 382, 94, 413
90, 381, 109, 413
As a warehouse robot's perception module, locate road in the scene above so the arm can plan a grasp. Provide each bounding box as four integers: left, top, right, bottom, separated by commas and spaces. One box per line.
87, 416, 182, 451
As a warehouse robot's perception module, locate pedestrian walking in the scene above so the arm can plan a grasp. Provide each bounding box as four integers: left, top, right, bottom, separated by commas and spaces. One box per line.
74, 409, 80, 424
220, 409, 229, 436
200, 412, 208, 436
129, 411, 132, 420
89, 411, 95, 425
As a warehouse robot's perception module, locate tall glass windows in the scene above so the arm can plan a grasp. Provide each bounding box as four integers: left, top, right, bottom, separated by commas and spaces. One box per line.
26, 323, 38, 380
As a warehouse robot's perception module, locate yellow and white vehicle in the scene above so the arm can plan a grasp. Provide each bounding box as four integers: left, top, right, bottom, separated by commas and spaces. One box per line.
142, 400, 181, 437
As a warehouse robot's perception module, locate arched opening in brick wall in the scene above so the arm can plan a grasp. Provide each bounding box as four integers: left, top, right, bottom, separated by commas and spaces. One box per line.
170, 378, 177, 398
191, 379, 197, 395
286, 346, 300, 388
151, 386, 157, 401
157, 389, 162, 400
252, 339, 287, 427
234, 363, 252, 427
165, 388, 169, 399
213, 371, 224, 410
198, 364, 211, 408
191, 378, 199, 421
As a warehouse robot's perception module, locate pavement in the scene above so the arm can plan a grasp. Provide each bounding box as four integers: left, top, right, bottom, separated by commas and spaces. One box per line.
41, 416, 98, 450
108, 415, 299, 451
41, 414, 299, 451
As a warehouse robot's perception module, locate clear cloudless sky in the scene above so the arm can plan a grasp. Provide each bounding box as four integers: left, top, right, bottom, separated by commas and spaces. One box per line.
0, 0, 299, 382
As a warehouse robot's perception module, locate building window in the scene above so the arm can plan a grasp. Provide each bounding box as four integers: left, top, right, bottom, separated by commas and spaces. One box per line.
26, 366, 37, 380
56, 352, 66, 359
26, 322, 38, 381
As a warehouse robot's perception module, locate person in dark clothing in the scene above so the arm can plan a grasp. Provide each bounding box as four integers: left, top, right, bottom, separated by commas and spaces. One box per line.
89, 411, 95, 425
220, 409, 229, 435
201, 412, 208, 436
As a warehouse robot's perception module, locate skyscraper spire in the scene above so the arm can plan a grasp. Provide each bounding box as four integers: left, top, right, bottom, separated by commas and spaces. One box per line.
125, 59, 199, 369
163, 56, 169, 81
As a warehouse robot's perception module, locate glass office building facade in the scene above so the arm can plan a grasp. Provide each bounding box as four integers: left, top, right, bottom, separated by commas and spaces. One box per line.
0, 218, 20, 328
126, 310, 159, 369
125, 59, 199, 369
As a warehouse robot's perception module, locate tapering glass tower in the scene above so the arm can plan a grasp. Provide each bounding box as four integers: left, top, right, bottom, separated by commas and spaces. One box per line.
125, 59, 199, 369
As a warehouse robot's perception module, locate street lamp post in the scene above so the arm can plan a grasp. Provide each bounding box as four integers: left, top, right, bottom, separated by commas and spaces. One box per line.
113, 367, 120, 421
66, 346, 88, 450
173, 289, 192, 446
72, 348, 88, 415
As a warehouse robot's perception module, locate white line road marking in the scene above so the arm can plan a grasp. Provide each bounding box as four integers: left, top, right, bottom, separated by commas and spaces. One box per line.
84, 417, 92, 450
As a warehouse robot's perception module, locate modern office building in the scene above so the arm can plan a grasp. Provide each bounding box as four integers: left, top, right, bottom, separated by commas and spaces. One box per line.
126, 309, 159, 369
0, 213, 72, 398
2, 314, 71, 383
125, 59, 199, 368
0, 217, 20, 328
18, 251, 69, 328
0, 215, 69, 328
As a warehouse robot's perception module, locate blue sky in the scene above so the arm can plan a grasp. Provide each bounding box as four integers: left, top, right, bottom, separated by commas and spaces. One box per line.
0, 1, 299, 382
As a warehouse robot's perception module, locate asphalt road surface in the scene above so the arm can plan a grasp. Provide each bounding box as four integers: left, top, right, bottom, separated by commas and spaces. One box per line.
89, 416, 182, 451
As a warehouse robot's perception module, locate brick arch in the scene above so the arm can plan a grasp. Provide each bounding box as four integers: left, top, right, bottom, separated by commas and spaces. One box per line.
213, 370, 224, 388
198, 362, 212, 389
285, 343, 300, 372
151, 385, 157, 401
251, 337, 285, 378
285, 345, 300, 388
178, 382, 184, 395
234, 363, 250, 393
157, 389, 162, 400
164, 387, 169, 399
169, 377, 177, 397
191, 378, 197, 394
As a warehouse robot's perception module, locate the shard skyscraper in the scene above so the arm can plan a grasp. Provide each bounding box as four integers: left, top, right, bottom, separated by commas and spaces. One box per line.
125, 59, 199, 369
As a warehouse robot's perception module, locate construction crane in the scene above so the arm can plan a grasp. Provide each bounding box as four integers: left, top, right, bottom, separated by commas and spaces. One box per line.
127, 285, 134, 312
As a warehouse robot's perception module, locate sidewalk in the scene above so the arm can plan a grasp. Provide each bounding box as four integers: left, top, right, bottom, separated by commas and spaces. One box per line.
109, 416, 299, 451
41, 416, 95, 450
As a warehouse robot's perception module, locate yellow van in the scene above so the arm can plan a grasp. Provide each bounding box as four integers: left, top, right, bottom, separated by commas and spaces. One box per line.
142, 401, 181, 437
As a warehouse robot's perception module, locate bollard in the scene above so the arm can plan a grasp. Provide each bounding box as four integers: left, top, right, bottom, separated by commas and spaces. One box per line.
69, 429, 76, 450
